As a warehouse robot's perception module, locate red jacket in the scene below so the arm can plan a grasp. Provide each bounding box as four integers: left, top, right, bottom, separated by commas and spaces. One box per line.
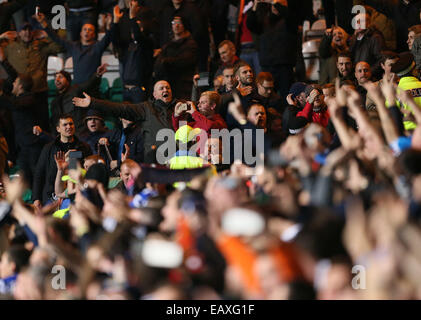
172, 111, 228, 155
172, 111, 228, 135
296, 102, 330, 127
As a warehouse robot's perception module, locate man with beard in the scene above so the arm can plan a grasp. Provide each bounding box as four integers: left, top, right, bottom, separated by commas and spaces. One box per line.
72, 80, 176, 164
335, 52, 355, 84
355, 61, 374, 108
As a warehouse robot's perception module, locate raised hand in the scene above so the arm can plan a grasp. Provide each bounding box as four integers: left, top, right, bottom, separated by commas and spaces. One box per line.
98, 137, 109, 146
174, 102, 187, 117
33, 125, 42, 136
34, 11, 47, 28
72, 92, 91, 108
335, 77, 347, 106
129, 0, 140, 19
186, 101, 197, 114
121, 144, 130, 162
0, 31, 17, 41
113, 5, 124, 24
96, 63, 108, 77
54, 151, 68, 171
228, 93, 247, 124
237, 85, 253, 97
286, 93, 297, 106
307, 89, 319, 104
380, 73, 397, 104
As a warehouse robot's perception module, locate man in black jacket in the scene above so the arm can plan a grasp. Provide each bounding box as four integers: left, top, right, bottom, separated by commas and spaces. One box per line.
112, 2, 155, 103
159, 0, 209, 72
0, 47, 44, 186
73, 80, 176, 164
349, 11, 386, 79
154, 16, 198, 100
246, 0, 299, 101
32, 114, 91, 208
359, 0, 421, 53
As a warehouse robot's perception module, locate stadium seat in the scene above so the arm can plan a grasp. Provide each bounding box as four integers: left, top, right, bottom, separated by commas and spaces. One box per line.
47, 56, 64, 75
101, 54, 120, 72
99, 77, 110, 99
110, 77, 123, 102
64, 57, 73, 73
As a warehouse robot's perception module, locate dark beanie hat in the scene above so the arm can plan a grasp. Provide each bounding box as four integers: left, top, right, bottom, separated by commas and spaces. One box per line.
57, 70, 72, 84
85, 163, 109, 188
289, 82, 307, 99
84, 109, 104, 123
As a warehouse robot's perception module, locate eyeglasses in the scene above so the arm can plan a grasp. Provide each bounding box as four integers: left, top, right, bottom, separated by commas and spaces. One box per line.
261, 86, 274, 91
171, 21, 183, 25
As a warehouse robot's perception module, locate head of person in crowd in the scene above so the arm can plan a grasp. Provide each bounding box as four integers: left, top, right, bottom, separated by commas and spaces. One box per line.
197, 91, 221, 118
14, 265, 50, 300
305, 85, 326, 111
234, 62, 254, 88
160, 190, 182, 233
355, 61, 372, 86
171, 16, 189, 40
202, 137, 223, 165
172, 0, 183, 9
204, 176, 249, 217
85, 162, 109, 190
316, 256, 356, 300
288, 82, 307, 108
256, 72, 275, 99
391, 51, 418, 80
84, 154, 106, 171
54, 70, 72, 94
322, 83, 335, 98
380, 51, 399, 79
213, 75, 224, 92
353, 11, 372, 36
18, 22, 33, 43
119, 117, 134, 129
336, 52, 353, 79
407, 25, 421, 50
303, 123, 331, 154
120, 159, 140, 190
218, 40, 237, 66
222, 67, 236, 92
0, 245, 31, 279
84, 110, 106, 133
80, 23, 96, 46
153, 80, 172, 104
247, 103, 267, 131
330, 26, 348, 51
56, 114, 75, 143
12, 73, 33, 97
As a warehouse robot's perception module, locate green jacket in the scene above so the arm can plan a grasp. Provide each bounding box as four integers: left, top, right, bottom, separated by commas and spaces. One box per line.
4, 37, 62, 93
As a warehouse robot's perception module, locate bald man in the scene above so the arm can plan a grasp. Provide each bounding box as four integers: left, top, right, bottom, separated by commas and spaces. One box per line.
73, 80, 177, 163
